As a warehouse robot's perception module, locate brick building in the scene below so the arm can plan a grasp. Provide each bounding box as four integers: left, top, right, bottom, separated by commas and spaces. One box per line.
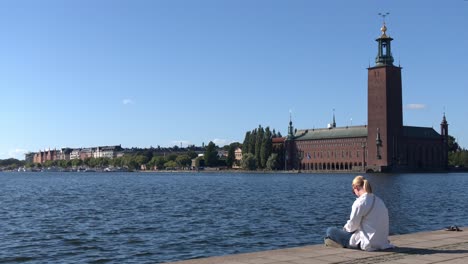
284, 23, 448, 173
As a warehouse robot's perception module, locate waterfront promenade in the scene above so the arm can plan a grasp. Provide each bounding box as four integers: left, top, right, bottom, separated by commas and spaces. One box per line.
167, 227, 468, 264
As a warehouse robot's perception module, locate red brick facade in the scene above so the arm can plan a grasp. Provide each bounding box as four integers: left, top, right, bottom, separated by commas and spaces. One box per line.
284, 24, 448, 172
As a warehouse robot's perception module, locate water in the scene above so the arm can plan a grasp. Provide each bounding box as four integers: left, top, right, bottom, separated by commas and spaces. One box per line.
1, 172, 467, 263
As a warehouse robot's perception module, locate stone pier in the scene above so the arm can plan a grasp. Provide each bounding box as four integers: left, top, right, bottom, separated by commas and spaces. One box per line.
166, 227, 468, 264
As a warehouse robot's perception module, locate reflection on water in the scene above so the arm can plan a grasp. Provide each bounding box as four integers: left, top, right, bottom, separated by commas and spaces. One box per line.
0, 172, 467, 263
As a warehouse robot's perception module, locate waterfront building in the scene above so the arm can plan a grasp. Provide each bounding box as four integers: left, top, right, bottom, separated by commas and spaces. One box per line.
30, 145, 124, 164
93, 145, 123, 159
57, 148, 73, 161
79, 148, 94, 160
284, 23, 448, 173
33, 149, 57, 164
70, 149, 81, 160
232, 147, 243, 169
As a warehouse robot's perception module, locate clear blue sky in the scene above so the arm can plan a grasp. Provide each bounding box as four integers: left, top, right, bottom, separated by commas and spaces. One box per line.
1, 0, 467, 160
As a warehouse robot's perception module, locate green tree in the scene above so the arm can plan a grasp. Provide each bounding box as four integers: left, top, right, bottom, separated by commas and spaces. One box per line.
242, 131, 251, 155
255, 126, 264, 168
187, 150, 198, 159
127, 159, 139, 170
241, 153, 257, 170
226, 144, 236, 168
249, 129, 257, 155
84, 157, 92, 167
167, 154, 178, 162
44, 160, 57, 168
150, 156, 166, 170
204, 141, 218, 167
164, 160, 178, 169
462, 150, 468, 167
71, 159, 83, 167
260, 127, 272, 168
135, 155, 149, 167
111, 157, 123, 167
448, 135, 460, 153
176, 154, 192, 169
194, 156, 205, 168
266, 153, 279, 170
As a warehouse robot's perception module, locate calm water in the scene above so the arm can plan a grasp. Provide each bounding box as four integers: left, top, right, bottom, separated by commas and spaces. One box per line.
1, 172, 467, 263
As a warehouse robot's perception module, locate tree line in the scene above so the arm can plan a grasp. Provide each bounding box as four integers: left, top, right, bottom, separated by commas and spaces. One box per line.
448, 135, 468, 168
2, 134, 467, 171
241, 125, 283, 170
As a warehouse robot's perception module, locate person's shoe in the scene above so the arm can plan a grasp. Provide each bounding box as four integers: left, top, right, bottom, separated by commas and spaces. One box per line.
324, 238, 343, 248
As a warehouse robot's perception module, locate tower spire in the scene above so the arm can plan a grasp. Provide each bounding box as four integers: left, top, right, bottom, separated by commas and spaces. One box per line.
332, 109, 336, 128
375, 13, 394, 66
287, 110, 294, 139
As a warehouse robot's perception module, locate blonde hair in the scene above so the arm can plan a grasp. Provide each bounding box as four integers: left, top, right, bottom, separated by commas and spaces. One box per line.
352, 175, 373, 193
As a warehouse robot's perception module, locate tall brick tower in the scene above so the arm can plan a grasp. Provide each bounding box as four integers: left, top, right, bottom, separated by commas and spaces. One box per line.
367, 22, 403, 172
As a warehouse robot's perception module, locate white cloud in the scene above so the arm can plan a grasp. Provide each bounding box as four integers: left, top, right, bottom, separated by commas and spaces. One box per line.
8, 149, 27, 160
212, 138, 231, 147
406, 104, 426, 110
123, 99, 134, 105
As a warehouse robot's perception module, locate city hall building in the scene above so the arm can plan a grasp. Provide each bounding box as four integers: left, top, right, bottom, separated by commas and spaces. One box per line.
284, 23, 448, 173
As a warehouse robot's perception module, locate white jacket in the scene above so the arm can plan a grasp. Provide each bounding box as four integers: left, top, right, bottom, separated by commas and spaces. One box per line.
343, 193, 393, 251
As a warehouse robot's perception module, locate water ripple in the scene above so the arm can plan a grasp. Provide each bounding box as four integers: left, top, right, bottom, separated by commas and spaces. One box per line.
1, 172, 468, 263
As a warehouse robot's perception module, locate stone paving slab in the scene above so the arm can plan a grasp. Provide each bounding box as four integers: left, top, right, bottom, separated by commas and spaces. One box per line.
166, 227, 468, 264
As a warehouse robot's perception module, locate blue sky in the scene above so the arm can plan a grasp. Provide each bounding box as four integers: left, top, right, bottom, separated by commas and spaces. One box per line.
1, 0, 467, 160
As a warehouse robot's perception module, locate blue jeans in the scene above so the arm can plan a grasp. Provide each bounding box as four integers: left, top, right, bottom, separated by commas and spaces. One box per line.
326, 227, 353, 248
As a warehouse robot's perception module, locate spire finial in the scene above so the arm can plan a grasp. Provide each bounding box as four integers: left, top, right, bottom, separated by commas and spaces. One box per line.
378, 12, 390, 37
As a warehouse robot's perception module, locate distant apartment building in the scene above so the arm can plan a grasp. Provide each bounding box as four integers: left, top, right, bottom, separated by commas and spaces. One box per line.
233, 147, 243, 169
57, 148, 72, 160
33, 149, 59, 163
80, 148, 94, 160
93, 145, 123, 159
234, 147, 242, 161
30, 145, 123, 163
70, 149, 81, 160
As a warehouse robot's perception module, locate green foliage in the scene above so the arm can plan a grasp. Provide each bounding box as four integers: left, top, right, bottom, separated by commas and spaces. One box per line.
194, 156, 204, 168
204, 141, 219, 167
187, 150, 198, 159
241, 153, 257, 170
226, 144, 236, 168
148, 156, 167, 170
242, 131, 251, 156
134, 155, 149, 166
126, 159, 139, 170
71, 159, 83, 167
448, 135, 460, 153
449, 149, 468, 167
94, 157, 110, 167
242, 125, 276, 170
249, 129, 257, 155
255, 126, 264, 167
164, 160, 178, 169
266, 153, 279, 170
176, 154, 192, 168
111, 157, 123, 167
447, 136, 467, 167
260, 127, 273, 168
43, 160, 57, 167
167, 154, 178, 162
0, 158, 24, 170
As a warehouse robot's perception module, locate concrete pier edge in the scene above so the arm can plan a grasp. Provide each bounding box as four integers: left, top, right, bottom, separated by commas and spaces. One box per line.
166, 227, 468, 264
